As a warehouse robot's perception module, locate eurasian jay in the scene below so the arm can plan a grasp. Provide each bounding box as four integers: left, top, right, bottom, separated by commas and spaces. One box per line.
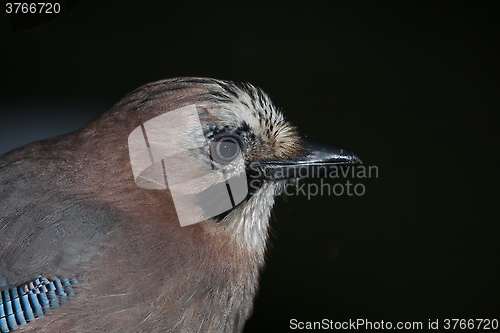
0, 78, 361, 332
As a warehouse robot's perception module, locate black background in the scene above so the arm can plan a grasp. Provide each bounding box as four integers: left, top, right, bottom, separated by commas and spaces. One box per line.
1, 1, 499, 331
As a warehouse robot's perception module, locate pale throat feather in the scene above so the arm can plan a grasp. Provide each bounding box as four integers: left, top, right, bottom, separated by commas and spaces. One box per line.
223, 182, 283, 262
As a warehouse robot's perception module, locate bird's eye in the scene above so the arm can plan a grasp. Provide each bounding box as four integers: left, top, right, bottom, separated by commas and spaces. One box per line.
210, 135, 242, 163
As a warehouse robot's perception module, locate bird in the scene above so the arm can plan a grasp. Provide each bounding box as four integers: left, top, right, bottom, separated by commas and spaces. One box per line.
0, 77, 361, 332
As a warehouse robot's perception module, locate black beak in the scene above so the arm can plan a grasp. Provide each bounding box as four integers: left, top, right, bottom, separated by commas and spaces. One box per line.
261, 138, 362, 180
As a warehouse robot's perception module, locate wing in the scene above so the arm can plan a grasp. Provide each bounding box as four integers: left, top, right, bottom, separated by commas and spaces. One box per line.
0, 145, 117, 331
0, 147, 115, 289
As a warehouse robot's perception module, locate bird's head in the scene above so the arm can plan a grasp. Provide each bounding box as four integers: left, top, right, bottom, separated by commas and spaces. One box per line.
78, 77, 361, 261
